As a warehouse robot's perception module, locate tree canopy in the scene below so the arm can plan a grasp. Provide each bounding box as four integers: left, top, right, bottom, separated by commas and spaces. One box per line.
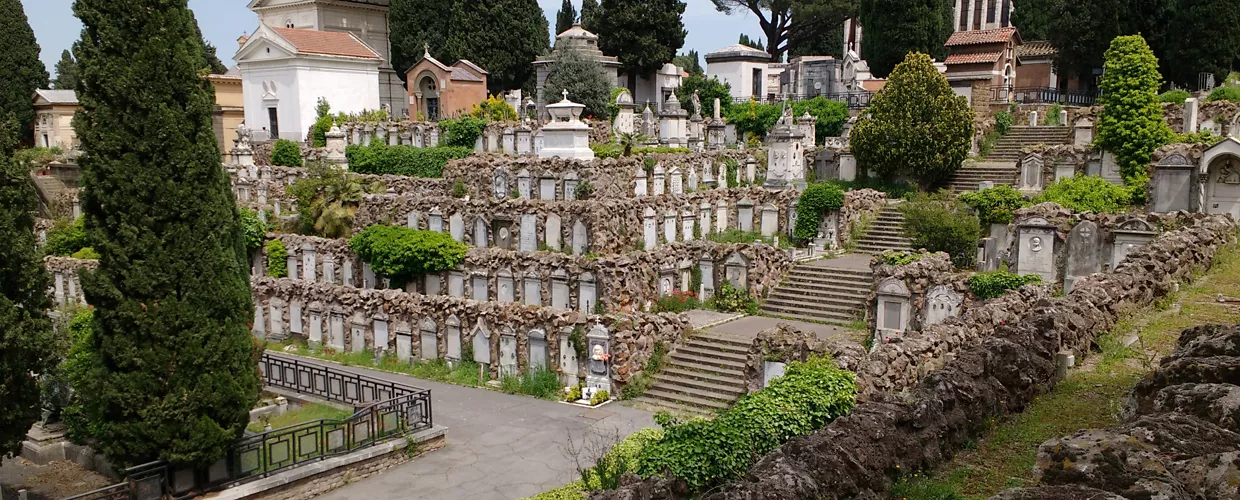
542, 47, 613, 119
1094, 35, 1172, 197
711, 0, 857, 62
850, 52, 972, 189
0, 0, 50, 143
739, 33, 766, 52
68, 0, 260, 468
673, 50, 704, 77
581, 0, 601, 31
555, 0, 578, 35
595, 0, 686, 89
53, 50, 80, 90
857, 0, 954, 78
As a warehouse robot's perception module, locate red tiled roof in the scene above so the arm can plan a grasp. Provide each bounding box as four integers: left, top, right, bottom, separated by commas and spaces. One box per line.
945, 27, 1019, 47
1017, 40, 1057, 58
945, 51, 1004, 65
271, 27, 381, 59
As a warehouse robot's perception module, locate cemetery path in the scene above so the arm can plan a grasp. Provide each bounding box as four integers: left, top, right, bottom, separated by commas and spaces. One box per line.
270, 352, 655, 500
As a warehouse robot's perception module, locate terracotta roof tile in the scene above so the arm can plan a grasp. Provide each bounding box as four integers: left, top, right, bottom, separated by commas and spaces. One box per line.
945, 27, 1018, 47
449, 68, 484, 82
945, 51, 1003, 65
1017, 40, 1057, 58
272, 27, 381, 59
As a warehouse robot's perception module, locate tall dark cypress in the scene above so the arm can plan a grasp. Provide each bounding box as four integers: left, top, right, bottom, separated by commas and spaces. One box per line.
555, 0, 578, 35
70, 0, 260, 467
0, 0, 51, 143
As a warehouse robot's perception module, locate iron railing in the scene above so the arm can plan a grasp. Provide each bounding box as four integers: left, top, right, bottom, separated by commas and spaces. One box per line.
64, 353, 432, 500
732, 91, 875, 109
989, 86, 1098, 106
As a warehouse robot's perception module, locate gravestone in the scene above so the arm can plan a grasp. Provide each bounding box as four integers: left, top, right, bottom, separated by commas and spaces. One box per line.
54, 272, 64, 306
407, 210, 421, 229
634, 167, 647, 197
349, 315, 366, 353
1111, 218, 1157, 269
425, 273, 441, 296
699, 202, 712, 236
763, 361, 787, 388
493, 168, 510, 199
1055, 160, 1076, 183
309, 304, 324, 345
429, 207, 444, 232
874, 278, 911, 344
687, 167, 699, 190
446, 315, 462, 361
503, 129, 515, 154
551, 269, 570, 309
737, 198, 755, 230
487, 130, 499, 152
643, 207, 658, 250
698, 254, 715, 299
585, 324, 612, 399
329, 310, 345, 349
516, 169, 531, 199
715, 199, 729, 232
301, 243, 317, 282
923, 285, 963, 327
669, 167, 684, 195
499, 328, 518, 376
363, 262, 375, 289
653, 165, 666, 195
1064, 220, 1102, 293
528, 329, 548, 372
471, 273, 489, 302
322, 256, 336, 284
579, 272, 597, 314
373, 317, 389, 351
520, 214, 537, 252
290, 302, 303, 336
564, 172, 579, 200
252, 304, 265, 338
473, 319, 492, 368
448, 270, 465, 297
497, 270, 516, 303
1086, 158, 1102, 177
546, 214, 562, 251
724, 252, 749, 289
572, 220, 589, 256
1152, 153, 1194, 213
420, 318, 438, 360
539, 173, 557, 200
516, 128, 532, 154
658, 267, 676, 297
524, 271, 542, 306
681, 207, 695, 241
663, 210, 677, 243
559, 328, 579, 386
287, 250, 298, 280
760, 204, 778, 237
1019, 154, 1043, 192
395, 327, 412, 362
473, 218, 488, 247
268, 300, 284, 340
1184, 98, 1199, 133
493, 217, 515, 250
1015, 217, 1057, 282
1101, 152, 1123, 185
450, 214, 465, 242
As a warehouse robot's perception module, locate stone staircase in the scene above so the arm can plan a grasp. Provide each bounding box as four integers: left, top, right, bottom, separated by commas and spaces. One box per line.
759, 264, 873, 325
636, 332, 750, 417
30, 173, 67, 218
983, 125, 1072, 163
851, 204, 913, 255
948, 162, 1019, 194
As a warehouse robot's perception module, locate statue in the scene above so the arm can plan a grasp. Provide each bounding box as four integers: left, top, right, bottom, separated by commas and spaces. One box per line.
234, 122, 252, 149
690, 90, 702, 119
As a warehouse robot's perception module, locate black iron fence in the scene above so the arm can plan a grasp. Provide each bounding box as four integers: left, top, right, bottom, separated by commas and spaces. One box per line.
989, 86, 1098, 106
64, 353, 432, 500
732, 91, 875, 109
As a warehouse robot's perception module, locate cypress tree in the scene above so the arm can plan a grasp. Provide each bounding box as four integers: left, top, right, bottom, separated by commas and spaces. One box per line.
556, 0, 578, 35
595, 0, 687, 90
70, 0, 260, 468
580, 0, 601, 32
53, 50, 81, 90
0, 119, 56, 462
857, 0, 954, 78
0, 0, 51, 142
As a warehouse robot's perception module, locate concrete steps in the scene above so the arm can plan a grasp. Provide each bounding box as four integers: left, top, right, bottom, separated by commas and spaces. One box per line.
30, 174, 67, 218
949, 162, 1020, 194
635, 333, 752, 417
852, 205, 912, 255
982, 126, 1071, 162
758, 262, 872, 325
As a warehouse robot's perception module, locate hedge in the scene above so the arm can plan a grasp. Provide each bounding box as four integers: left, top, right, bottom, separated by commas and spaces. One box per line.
1033, 176, 1132, 213
899, 193, 982, 269
348, 225, 468, 285
238, 207, 267, 252
968, 270, 1042, 299
345, 144, 472, 177
265, 239, 288, 278
793, 182, 845, 242
958, 185, 1029, 225
271, 139, 303, 167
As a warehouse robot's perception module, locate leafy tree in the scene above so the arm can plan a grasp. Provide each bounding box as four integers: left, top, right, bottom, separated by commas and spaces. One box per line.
0, 0, 50, 143
271, 139, 303, 166
0, 122, 55, 462
348, 226, 468, 287
738, 33, 766, 52
857, 0, 954, 78
1094, 35, 1172, 196
541, 48, 613, 119
711, 0, 857, 62
390, 0, 453, 75
789, 18, 844, 58
53, 50, 81, 90
581, 0, 601, 31
899, 192, 981, 269
556, 0, 578, 35
189, 10, 228, 74
1160, 0, 1240, 87
850, 52, 972, 189
1045, 0, 1126, 88
595, 0, 687, 90
674, 74, 732, 117
1011, 0, 1056, 40
673, 50, 704, 77
69, 0, 260, 468
724, 97, 848, 142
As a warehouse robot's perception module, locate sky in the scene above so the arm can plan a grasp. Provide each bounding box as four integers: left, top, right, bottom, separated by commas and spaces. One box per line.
21, 0, 764, 79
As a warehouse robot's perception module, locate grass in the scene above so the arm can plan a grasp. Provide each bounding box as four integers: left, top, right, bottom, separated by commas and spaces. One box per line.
898, 243, 1240, 499
268, 339, 484, 387
247, 402, 352, 433
499, 366, 563, 400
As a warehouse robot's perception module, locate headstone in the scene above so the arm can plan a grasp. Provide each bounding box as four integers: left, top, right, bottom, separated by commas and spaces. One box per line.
448, 270, 465, 297
669, 167, 684, 195
725, 252, 749, 290
698, 202, 712, 236
497, 270, 516, 303
395, 328, 412, 362
643, 207, 658, 250
329, 310, 345, 349
1019, 154, 1043, 192
923, 285, 963, 327
373, 317, 389, 351
1064, 220, 1102, 293
499, 328, 518, 376
658, 267, 676, 297
349, 315, 366, 353
450, 213, 465, 242
407, 211, 421, 229
1183, 98, 1199, 134
516, 128, 532, 154
502, 129, 515, 154
572, 220, 588, 255
681, 207, 695, 241
1101, 152, 1123, 185
874, 278, 911, 344
663, 210, 677, 243
268, 300, 284, 339
528, 329, 548, 372
687, 167, 699, 190
493, 168, 510, 199
1029, 111, 1038, 127
698, 254, 715, 299
584, 324, 612, 398
737, 199, 754, 232
520, 214, 537, 252
290, 302, 303, 335
301, 243, 317, 282
523, 271, 542, 306
715, 199, 728, 232
1111, 218, 1157, 269
539, 173, 556, 200
551, 269, 570, 309
760, 204, 778, 237
471, 272, 489, 302
425, 273, 441, 296
763, 361, 787, 388
487, 130, 500, 152
309, 305, 323, 345
252, 304, 265, 338
473, 218, 488, 247
652, 165, 666, 195
363, 262, 375, 289
634, 167, 648, 197
446, 315, 462, 361
559, 328, 579, 385
493, 217, 514, 250
53, 272, 64, 306
472, 319, 492, 367
1054, 160, 1076, 183
1015, 217, 1057, 282
516, 169, 531, 199
546, 214, 563, 251
420, 318, 438, 360
564, 172, 579, 200
1152, 153, 1194, 213
578, 272, 597, 314
429, 207, 444, 232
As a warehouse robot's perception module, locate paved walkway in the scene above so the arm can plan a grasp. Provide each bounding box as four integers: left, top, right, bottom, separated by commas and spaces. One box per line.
268, 353, 654, 500
707, 315, 861, 343
804, 253, 873, 270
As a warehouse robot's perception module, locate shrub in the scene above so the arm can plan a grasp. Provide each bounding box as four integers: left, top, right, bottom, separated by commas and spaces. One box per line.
621, 342, 668, 400
879, 250, 923, 266
994, 111, 1013, 135
635, 356, 856, 491
584, 427, 664, 490
589, 389, 610, 406
1034, 176, 1132, 213
471, 94, 518, 121
271, 139, 303, 167
1094, 35, 1173, 197
899, 193, 982, 269
1159, 89, 1191, 104
655, 291, 698, 313
348, 225, 468, 286
310, 115, 334, 148
70, 247, 99, 260
44, 216, 90, 256
238, 207, 267, 252
674, 75, 732, 122
1205, 86, 1240, 103
958, 185, 1029, 225
345, 144, 472, 177
265, 239, 288, 278
723, 97, 848, 142
968, 270, 1042, 299
793, 182, 846, 242
1044, 103, 1064, 126
12, 147, 62, 171
451, 179, 468, 198
523, 481, 587, 500
574, 179, 594, 200
1173, 130, 1223, 146
606, 88, 628, 121
287, 161, 384, 238
565, 384, 582, 402
707, 281, 758, 314
439, 116, 487, 148
541, 47, 613, 119
62, 308, 103, 444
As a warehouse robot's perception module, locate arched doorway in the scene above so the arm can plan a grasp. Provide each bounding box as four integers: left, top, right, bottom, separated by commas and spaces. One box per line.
1205, 154, 1240, 218
417, 73, 440, 121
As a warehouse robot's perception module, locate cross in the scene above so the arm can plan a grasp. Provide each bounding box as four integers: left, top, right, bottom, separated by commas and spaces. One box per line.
423, 42, 430, 55
562, 89, 569, 101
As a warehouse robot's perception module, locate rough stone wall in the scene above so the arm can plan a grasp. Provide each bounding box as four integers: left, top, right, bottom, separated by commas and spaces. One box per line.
49, 188, 81, 220
45, 256, 96, 305
1163, 100, 1240, 134
866, 252, 969, 340
1019, 145, 1092, 185
251, 435, 445, 500
837, 189, 886, 246
595, 214, 1236, 500
228, 165, 449, 212
742, 324, 826, 393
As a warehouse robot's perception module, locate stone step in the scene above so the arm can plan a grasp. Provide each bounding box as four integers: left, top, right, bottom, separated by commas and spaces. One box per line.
667, 353, 747, 372
652, 373, 747, 397
788, 267, 874, 279
643, 387, 732, 410
781, 274, 873, 291
673, 344, 749, 363
854, 244, 913, 255
760, 310, 863, 327
761, 299, 864, 317
688, 333, 754, 349
769, 290, 868, 307
662, 366, 747, 386
649, 380, 742, 403
759, 304, 861, 323
764, 295, 866, 312
857, 234, 912, 244
683, 339, 750, 355
634, 396, 718, 418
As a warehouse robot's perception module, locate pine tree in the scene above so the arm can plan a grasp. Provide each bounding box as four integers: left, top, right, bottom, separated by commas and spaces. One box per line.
595, 0, 687, 90
673, 49, 703, 76
53, 50, 80, 90
0, 119, 56, 463
739, 34, 766, 52
69, 0, 260, 468
857, 0, 954, 78
555, 0, 578, 35
0, 0, 51, 143
1095, 35, 1172, 198
580, 0, 601, 32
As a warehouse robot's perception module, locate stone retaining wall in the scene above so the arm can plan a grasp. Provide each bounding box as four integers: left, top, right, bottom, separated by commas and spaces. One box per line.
837, 189, 885, 247
866, 252, 971, 346
45, 256, 95, 307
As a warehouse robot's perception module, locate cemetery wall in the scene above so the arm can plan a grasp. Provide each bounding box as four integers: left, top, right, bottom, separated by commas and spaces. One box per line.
45, 256, 95, 307
866, 252, 971, 345
353, 187, 800, 255
250, 277, 692, 382
597, 215, 1236, 500
228, 164, 449, 212
1163, 100, 1240, 134
838, 189, 887, 246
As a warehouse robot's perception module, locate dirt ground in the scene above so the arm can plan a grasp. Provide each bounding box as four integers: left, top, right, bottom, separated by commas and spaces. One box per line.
0, 458, 112, 500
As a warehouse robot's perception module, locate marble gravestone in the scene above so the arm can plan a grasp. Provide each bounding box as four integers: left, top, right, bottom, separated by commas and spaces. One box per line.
493, 168, 510, 199
1111, 218, 1157, 270
493, 217, 514, 250
473, 218, 489, 247
643, 207, 658, 250
551, 269, 570, 309
449, 213, 465, 242
539, 173, 557, 200
349, 316, 366, 353
1064, 220, 1102, 293
472, 320, 492, 369
578, 272, 597, 314
520, 214, 537, 252
559, 329, 579, 386
395, 327, 412, 362
471, 273, 489, 302
724, 252, 748, 290
446, 315, 462, 361
874, 278, 911, 344
499, 328, 518, 376
584, 324, 612, 399
516, 169, 531, 199
329, 311, 345, 349
545, 214, 563, 251
528, 329, 548, 372
523, 271, 542, 306
737, 199, 754, 232
497, 270, 516, 303
1019, 154, 1043, 192
420, 318, 438, 360
923, 285, 963, 327
572, 220, 589, 256
1152, 153, 1194, 213
1015, 217, 1057, 282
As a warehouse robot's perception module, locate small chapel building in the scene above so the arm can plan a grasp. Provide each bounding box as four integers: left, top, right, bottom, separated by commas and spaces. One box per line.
404, 46, 490, 121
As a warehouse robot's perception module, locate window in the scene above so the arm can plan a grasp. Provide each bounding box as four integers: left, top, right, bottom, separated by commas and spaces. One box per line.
284, 19, 294, 28
42, 134, 49, 148
267, 107, 280, 139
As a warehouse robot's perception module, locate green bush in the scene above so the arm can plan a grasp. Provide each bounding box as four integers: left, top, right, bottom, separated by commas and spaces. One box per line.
310, 115, 334, 148
1094, 35, 1173, 198
1033, 176, 1132, 213
44, 216, 90, 257
238, 207, 267, 252
265, 240, 288, 278
724, 96, 848, 142
62, 308, 103, 444
12, 147, 62, 171
621, 342, 668, 400
523, 482, 587, 500
654, 291, 698, 314
70, 247, 99, 260
707, 281, 758, 314
1205, 86, 1240, 102
635, 356, 856, 491
470, 94, 518, 121
899, 193, 982, 269
589, 389, 610, 406
271, 139, 303, 167
499, 367, 562, 400
439, 116, 487, 148
345, 144, 472, 177
574, 180, 594, 200
994, 111, 1014, 135
968, 270, 1042, 299
1173, 130, 1223, 146
348, 225, 468, 286
1044, 103, 1064, 126
583, 427, 664, 490
879, 250, 923, 266
606, 88, 629, 121
958, 185, 1029, 225
793, 182, 846, 242
1159, 89, 1191, 104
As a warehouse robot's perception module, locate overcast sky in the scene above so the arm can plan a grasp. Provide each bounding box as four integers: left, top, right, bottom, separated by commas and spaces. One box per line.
22, 0, 762, 78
